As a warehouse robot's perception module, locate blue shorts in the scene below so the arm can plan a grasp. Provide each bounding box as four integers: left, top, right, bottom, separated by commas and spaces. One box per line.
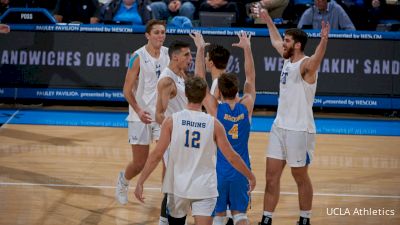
214, 176, 250, 213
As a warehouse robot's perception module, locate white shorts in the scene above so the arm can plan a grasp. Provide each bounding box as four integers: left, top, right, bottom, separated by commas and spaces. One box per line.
128, 121, 160, 145
267, 124, 315, 167
167, 194, 217, 218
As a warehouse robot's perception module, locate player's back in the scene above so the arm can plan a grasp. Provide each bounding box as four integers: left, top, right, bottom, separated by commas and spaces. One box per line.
216, 102, 251, 180
162, 109, 218, 199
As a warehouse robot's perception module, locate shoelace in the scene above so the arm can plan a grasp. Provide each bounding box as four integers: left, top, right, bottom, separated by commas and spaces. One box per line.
118, 180, 128, 195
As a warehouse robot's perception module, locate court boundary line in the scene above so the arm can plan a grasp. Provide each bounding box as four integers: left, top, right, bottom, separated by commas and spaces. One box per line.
1, 182, 399, 199
0, 109, 19, 129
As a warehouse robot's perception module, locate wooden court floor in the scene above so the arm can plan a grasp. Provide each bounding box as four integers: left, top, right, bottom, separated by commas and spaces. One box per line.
0, 124, 399, 225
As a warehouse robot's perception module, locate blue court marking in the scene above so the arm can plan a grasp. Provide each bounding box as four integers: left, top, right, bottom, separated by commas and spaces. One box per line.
0, 109, 127, 128
251, 116, 400, 136
1, 109, 400, 136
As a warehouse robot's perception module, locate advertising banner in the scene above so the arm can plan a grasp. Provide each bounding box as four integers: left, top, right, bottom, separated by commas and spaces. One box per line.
0, 25, 399, 108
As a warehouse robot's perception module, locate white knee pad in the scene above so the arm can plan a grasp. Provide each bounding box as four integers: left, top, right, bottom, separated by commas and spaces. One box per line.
213, 216, 225, 225
233, 213, 248, 225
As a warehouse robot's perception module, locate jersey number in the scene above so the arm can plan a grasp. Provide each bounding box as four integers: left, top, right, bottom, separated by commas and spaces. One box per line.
280, 71, 288, 84
185, 130, 201, 148
228, 124, 239, 139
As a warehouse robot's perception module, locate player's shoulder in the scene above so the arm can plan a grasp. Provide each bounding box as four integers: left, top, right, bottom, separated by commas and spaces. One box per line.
160, 46, 169, 53
157, 75, 174, 88
133, 45, 146, 56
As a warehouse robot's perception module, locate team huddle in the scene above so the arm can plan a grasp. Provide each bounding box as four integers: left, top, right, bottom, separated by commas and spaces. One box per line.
115, 7, 330, 225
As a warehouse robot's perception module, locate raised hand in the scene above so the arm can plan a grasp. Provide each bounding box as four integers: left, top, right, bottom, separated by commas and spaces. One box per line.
189, 32, 210, 49
250, 2, 261, 18
320, 21, 330, 40
258, 8, 271, 23
232, 31, 251, 49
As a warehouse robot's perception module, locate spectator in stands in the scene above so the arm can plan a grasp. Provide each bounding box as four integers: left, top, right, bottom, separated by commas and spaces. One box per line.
54, 0, 101, 24
0, 23, 10, 33
335, 0, 368, 30
100, 0, 152, 24
365, 0, 400, 31
8, 0, 57, 13
199, 0, 244, 27
251, 0, 290, 25
297, 0, 355, 30
0, 0, 8, 15
365, 0, 386, 30
99, 0, 113, 5
150, 0, 195, 22
293, 0, 315, 19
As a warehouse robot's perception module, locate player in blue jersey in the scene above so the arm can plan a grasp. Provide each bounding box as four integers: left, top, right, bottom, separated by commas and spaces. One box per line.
191, 31, 256, 225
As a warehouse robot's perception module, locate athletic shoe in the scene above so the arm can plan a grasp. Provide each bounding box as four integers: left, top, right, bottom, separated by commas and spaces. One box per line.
115, 171, 129, 205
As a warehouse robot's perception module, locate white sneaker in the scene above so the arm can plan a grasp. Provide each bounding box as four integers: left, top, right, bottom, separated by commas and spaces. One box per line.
115, 171, 129, 205
159, 216, 168, 225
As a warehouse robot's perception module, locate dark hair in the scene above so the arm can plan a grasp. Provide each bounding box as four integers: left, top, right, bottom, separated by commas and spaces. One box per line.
185, 76, 207, 103
285, 28, 308, 51
207, 45, 230, 70
218, 73, 239, 100
145, 19, 166, 34
168, 40, 191, 58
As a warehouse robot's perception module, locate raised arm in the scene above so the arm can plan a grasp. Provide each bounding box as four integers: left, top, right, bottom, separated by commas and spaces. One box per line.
189, 32, 209, 79
256, 7, 284, 57
202, 91, 218, 117
134, 117, 173, 203
301, 21, 330, 84
232, 31, 256, 116
214, 119, 256, 192
123, 53, 152, 124
189, 32, 218, 116
155, 77, 175, 125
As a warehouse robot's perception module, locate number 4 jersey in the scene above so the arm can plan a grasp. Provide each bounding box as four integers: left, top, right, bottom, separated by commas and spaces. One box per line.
162, 109, 218, 199
216, 102, 251, 181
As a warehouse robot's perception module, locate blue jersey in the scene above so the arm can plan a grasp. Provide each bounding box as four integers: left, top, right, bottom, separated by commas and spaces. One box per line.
216, 102, 251, 181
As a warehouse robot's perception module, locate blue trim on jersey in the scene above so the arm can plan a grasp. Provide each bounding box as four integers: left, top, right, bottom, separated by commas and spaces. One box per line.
128, 53, 138, 69
216, 103, 251, 181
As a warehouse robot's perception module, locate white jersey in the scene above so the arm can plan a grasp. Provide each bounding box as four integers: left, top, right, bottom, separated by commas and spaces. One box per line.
126, 46, 169, 122
210, 78, 218, 96
158, 67, 188, 117
274, 56, 317, 133
162, 109, 218, 199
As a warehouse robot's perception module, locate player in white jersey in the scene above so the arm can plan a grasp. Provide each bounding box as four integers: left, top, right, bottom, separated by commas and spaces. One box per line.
253, 7, 330, 225
134, 76, 256, 225
187, 34, 230, 100
206, 45, 231, 100
115, 20, 169, 206
155, 40, 192, 225
155, 40, 192, 125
